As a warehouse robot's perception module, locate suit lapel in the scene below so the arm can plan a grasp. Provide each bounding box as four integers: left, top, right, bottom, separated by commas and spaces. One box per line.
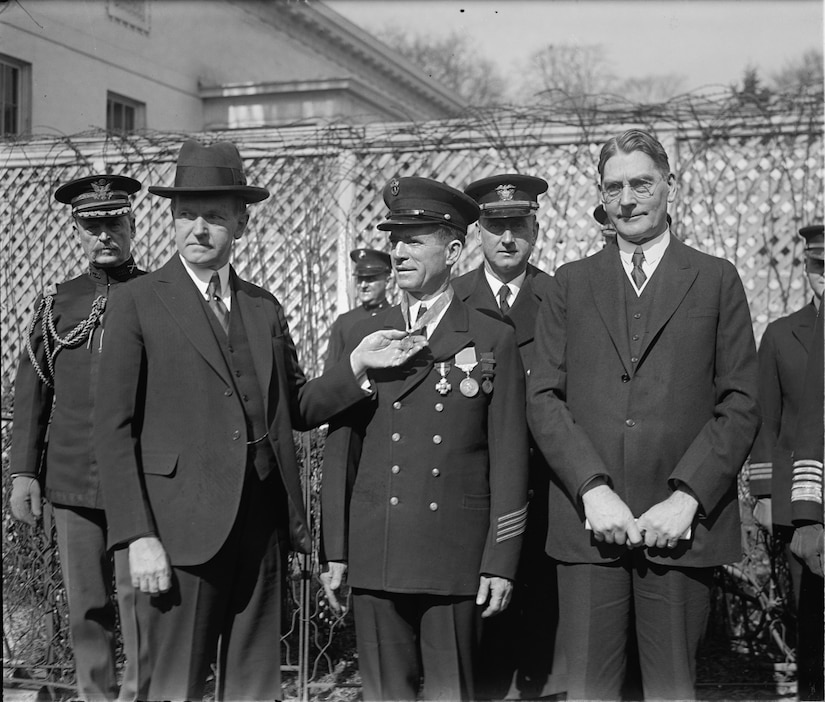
464, 266, 500, 315
153, 256, 232, 385
232, 270, 274, 400
396, 297, 473, 400
508, 268, 540, 347
638, 238, 699, 362
791, 302, 817, 352
589, 245, 632, 374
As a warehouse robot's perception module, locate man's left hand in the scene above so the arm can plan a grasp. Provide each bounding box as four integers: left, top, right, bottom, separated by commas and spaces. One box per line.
476, 575, 513, 618
350, 329, 428, 376
636, 488, 698, 549
791, 524, 824, 577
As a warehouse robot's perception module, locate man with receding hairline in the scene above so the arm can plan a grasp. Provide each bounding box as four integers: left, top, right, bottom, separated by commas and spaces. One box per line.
527, 129, 759, 699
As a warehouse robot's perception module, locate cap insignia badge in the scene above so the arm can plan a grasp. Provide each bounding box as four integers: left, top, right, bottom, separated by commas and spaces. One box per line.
496, 184, 516, 201
390, 178, 400, 196
359, 251, 366, 259
91, 179, 114, 200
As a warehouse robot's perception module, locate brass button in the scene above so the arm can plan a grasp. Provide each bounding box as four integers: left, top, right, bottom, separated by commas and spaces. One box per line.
393, 401, 402, 410
224, 388, 233, 397
432, 435, 442, 444
391, 433, 401, 442
621, 374, 630, 383
633, 313, 641, 319
625, 419, 636, 427
429, 502, 438, 511
391, 465, 400, 474
390, 496, 399, 506
631, 356, 638, 363
431, 468, 440, 477
526, 368, 531, 376
232, 430, 241, 440
435, 403, 444, 412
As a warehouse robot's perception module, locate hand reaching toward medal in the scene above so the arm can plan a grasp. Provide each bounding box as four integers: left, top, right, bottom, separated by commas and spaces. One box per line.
350, 329, 428, 376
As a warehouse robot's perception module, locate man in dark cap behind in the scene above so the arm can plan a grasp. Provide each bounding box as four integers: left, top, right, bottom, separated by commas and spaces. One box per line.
9, 174, 144, 701
452, 174, 565, 700
325, 247, 393, 367
320, 176, 529, 701
92, 140, 425, 702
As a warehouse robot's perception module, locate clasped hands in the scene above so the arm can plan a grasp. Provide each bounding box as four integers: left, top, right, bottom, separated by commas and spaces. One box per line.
320, 561, 513, 618
583, 484, 698, 550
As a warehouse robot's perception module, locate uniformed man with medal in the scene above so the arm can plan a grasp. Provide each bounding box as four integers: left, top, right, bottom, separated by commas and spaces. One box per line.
320, 176, 530, 702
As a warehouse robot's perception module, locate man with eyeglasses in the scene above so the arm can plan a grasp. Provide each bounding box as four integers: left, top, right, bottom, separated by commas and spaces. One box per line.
326, 248, 393, 368
453, 175, 565, 700
527, 129, 759, 699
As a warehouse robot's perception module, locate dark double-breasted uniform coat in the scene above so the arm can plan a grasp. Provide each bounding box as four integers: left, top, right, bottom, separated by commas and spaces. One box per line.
452, 263, 566, 699
321, 295, 529, 594
325, 299, 391, 369
10, 262, 144, 700
749, 301, 818, 532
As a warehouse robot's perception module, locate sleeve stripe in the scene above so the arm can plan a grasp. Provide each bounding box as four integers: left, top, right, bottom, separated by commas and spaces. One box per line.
496, 524, 526, 543
791, 460, 823, 504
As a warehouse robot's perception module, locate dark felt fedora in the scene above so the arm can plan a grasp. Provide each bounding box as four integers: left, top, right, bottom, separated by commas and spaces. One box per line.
148, 140, 270, 203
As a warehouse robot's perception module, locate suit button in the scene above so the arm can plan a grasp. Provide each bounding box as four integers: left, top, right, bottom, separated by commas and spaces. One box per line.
228, 345, 234, 353
526, 368, 531, 376
429, 502, 438, 511
528, 488, 535, 499
232, 430, 241, 440
234, 370, 241, 377
393, 401, 402, 410
621, 373, 630, 383
431, 468, 440, 477
630, 356, 638, 363
390, 496, 399, 506
625, 419, 636, 427
391, 433, 401, 442
391, 465, 400, 474
632, 334, 639, 341
432, 435, 442, 444
224, 388, 233, 396
434, 403, 444, 412
633, 313, 641, 319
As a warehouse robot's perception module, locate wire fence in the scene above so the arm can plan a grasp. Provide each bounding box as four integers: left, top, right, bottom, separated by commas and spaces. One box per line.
2, 91, 822, 699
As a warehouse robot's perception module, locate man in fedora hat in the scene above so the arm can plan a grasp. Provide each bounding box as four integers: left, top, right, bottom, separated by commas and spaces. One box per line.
320, 176, 529, 701
9, 174, 144, 701
93, 140, 426, 702
325, 247, 393, 367
452, 174, 565, 700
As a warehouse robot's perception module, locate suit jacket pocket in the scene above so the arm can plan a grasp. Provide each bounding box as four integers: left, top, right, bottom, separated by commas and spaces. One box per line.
463, 493, 491, 510
142, 452, 179, 477
687, 307, 719, 319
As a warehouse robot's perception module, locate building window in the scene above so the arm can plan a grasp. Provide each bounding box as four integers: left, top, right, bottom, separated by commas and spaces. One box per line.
1, 54, 32, 137
107, 92, 145, 132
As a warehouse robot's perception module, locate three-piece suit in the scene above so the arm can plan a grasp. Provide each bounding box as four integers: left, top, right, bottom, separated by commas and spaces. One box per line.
527, 235, 759, 699
94, 254, 368, 701
321, 294, 529, 701
452, 263, 566, 699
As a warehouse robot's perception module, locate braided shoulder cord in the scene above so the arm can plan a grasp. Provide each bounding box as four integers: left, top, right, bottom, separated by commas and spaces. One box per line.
25, 293, 108, 388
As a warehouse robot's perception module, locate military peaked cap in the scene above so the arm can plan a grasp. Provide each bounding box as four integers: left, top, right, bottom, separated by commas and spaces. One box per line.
378, 176, 479, 237
464, 174, 548, 218
55, 174, 141, 218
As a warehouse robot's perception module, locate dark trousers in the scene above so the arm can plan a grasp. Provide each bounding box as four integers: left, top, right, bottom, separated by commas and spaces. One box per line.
796, 565, 824, 701
115, 469, 287, 702
54, 504, 138, 702
558, 553, 713, 700
353, 589, 479, 701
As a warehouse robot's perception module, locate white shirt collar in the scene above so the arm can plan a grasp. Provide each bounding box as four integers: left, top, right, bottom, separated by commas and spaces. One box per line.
483, 265, 527, 300
616, 228, 670, 266
407, 289, 451, 337
179, 255, 231, 307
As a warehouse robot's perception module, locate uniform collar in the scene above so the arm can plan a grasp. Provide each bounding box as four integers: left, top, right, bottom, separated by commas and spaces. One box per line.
87, 256, 140, 284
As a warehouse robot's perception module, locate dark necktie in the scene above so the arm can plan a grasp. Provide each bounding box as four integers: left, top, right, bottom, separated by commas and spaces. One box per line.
498, 285, 511, 315
207, 272, 230, 334
631, 247, 647, 289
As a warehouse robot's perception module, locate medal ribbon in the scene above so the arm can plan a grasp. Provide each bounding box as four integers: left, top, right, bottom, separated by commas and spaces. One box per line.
401, 286, 454, 335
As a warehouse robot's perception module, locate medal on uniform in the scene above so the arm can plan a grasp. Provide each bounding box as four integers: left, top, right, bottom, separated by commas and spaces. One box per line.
435, 362, 452, 395
480, 352, 496, 394
455, 347, 479, 397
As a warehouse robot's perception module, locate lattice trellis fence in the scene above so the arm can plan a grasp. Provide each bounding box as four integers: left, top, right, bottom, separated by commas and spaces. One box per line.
1, 99, 823, 697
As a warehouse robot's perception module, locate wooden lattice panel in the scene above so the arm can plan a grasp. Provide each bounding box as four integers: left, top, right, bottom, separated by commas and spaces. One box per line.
2, 116, 823, 382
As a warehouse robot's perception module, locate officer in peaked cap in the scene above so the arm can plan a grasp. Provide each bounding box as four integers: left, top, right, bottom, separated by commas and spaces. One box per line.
750, 223, 824, 619
321, 176, 529, 701
9, 173, 145, 701
325, 248, 394, 368
453, 174, 565, 700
